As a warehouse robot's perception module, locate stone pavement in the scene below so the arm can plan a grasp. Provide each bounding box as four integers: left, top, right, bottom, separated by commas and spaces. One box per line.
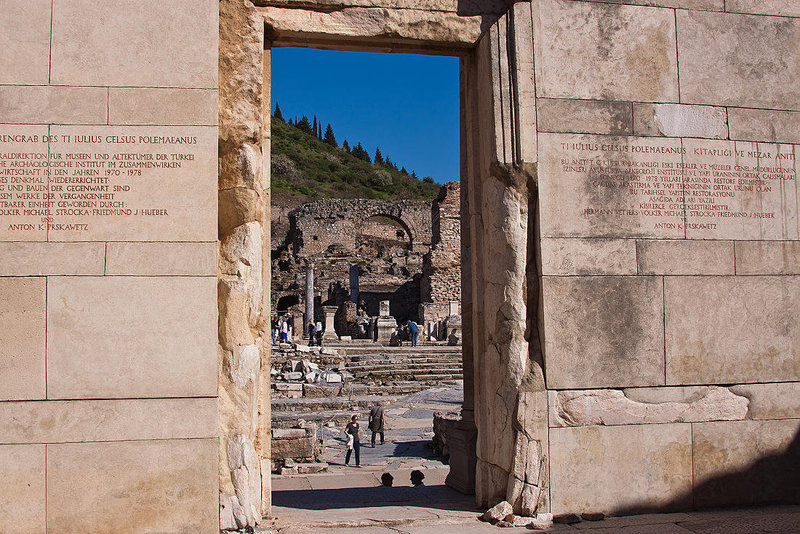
265, 383, 800, 534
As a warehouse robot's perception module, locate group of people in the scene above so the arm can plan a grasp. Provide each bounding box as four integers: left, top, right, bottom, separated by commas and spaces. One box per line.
379, 470, 425, 487
395, 320, 420, 347
271, 315, 294, 345
342, 402, 386, 467
307, 319, 324, 346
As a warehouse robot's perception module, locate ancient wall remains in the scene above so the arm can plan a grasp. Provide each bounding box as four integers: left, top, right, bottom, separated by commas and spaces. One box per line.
422, 181, 462, 305
0, 0, 220, 532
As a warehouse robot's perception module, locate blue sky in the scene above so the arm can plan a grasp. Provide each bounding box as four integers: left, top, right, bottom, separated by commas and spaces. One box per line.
271, 48, 460, 183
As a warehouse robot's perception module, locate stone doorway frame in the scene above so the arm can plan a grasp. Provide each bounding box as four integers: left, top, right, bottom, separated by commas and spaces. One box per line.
220, 1, 543, 526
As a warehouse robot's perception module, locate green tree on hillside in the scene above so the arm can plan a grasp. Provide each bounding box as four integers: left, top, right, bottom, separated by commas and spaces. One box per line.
352, 142, 371, 162
274, 102, 284, 121
324, 124, 337, 147
374, 147, 384, 165
342, 140, 350, 153
296, 115, 313, 135
312, 116, 318, 137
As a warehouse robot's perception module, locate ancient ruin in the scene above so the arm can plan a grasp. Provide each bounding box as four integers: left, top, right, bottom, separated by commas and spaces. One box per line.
0, 0, 798, 532
272, 183, 462, 342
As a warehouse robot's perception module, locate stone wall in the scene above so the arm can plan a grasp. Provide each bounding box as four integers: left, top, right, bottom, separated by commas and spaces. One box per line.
422, 181, 462, 305
0, 0, 220, 532
529, 0, 800, 515
289, 198, 432, 255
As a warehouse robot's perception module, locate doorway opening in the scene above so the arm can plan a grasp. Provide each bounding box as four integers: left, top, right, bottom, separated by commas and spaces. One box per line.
266, 46, 468, 519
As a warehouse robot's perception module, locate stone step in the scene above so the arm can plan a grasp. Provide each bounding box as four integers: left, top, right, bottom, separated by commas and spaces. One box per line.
347, 355, 461, 363
271, 395, 400, 412
345, 362, 462, 372
355, 367, 462, 377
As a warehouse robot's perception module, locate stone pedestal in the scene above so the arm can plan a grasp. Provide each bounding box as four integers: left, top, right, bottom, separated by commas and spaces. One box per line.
322, 306, 338, 340
445, 416, 477, 495
375, 317, 397, 342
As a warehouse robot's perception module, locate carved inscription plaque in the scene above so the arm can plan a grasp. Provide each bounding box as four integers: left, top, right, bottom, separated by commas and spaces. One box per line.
0, 126, 216, 242
539, 133, 798, 240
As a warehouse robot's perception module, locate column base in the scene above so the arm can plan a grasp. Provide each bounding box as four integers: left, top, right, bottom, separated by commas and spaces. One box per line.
445, 420, 477, 495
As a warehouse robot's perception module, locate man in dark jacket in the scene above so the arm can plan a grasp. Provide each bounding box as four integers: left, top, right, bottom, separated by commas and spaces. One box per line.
369, 402, 385, 447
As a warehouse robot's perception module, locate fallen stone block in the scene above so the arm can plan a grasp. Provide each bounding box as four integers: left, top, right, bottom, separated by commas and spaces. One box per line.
480, 501, 513, 524
296, 462, 328, 474
274, 383, 302, 391
272, 428, 306, 439
295, 344, 311, 353
582, 512, 605, 521
553, 513, 581, 524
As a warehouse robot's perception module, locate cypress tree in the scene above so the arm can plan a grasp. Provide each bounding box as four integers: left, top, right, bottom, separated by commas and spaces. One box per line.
297, 115, 313, 135
312, 116, 318, 137
324, 124, 337, 147
352, 142, 371, 162
274, 102, 284, 121
342, 140, 351, 153
401, 166, 407, 174
374, 147, 384, 165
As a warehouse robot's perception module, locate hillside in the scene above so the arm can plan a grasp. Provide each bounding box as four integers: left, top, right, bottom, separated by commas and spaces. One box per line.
270, 116, 442, 202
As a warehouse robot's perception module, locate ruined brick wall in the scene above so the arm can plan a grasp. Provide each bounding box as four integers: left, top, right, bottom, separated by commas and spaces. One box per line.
422, 181, 462, 304
289, 199, 432, 256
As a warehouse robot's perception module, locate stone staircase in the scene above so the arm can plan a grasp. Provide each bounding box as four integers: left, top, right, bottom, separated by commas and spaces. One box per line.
271, 343, 463, 428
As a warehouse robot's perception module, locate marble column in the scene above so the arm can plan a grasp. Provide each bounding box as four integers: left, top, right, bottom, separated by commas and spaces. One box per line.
304, 262, 314, 337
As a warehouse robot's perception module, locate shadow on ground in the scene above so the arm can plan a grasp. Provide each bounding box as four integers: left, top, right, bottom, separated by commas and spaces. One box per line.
272, 483, 480, 513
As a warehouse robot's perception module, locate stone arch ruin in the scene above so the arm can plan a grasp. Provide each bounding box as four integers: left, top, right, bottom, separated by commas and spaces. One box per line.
289, 198, 432, 256
0, 0, 798, 532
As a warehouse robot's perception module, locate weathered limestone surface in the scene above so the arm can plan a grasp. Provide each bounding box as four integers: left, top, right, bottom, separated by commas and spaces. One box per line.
729, 383, 800, 420
636, 240, 734, 275
106, 242, 217, 276
50, 0, 218, 87
219, 0, 270, 528
0, 445, 45, 534
633, 103, 728, 139
0, 243, 104, 276
47, 440, 218, 533
536, 98, 633, 136
726, 0, 800, 16
550, 424, 693, 514
0, 0, 51, 85
677, 10, 800, 110
109, 88, 219, 126
540, 238, 636, 276
0, 86, 108, 124
735, 241, 800, 275
549, 387, 749, 427
542, 276, 665, 389
0, 398, 218, 443
260, 5, 483, 48
665, 276, 800, 384
47, 277, 217, 399
533, 0, 678, 102
0, 278, 45, 401
578, 0, 723, 10
692, 419, 800, 507
728, 108, 800, 144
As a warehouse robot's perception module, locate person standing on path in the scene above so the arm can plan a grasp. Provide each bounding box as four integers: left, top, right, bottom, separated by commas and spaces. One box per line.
344, 414, 361, 466
408, 320, 419, 347
369, 402, 385, 447
307, 320, 316, 346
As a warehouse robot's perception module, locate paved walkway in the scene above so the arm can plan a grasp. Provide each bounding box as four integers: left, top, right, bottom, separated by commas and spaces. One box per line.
265, 385, 800, 533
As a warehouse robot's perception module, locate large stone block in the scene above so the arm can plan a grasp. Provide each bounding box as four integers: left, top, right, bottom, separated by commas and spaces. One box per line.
549, 424, 692, 514
0, 0, 51, 85
0, 277, 45, 400
542, 276, 665, 389
728, 108, 800, 144
47, 439, 218, 533
633, 103, 728, 139
0, 398, 217, 443
50, 0, 218, 87
677, 10, 800, 110
665, 276, 800, 384
692, 419, 800, 507
729, 382, 800, 420
726, 0, 800, 16
47, 125, 217, 242
109, 88, 219, 126
0, 445, 45, 534
0, 86, 107, 125
636, 239, 734, 275
575, 0, 722, 10
533, 0, 678, 102
536, 98, 633, 135
735, 241, 800, 275
106, 242, 217, 276
0, 125, 49, 242
538, 133, 686, 239
540, 237, 636, 275
0, 242, 104, 276
47, 277, 217, 399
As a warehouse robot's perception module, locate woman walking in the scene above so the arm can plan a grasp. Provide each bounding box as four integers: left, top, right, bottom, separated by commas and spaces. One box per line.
344, 414, 361, 467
